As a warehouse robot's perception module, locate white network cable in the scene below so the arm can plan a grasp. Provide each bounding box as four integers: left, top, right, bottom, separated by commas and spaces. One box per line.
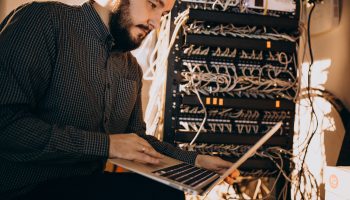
188, 74, 208, 145
179, 62, 297, 100
212, 0, 240, 11
184, 0, 247, 12
186, 21, 298, 42
144, 9, 190, 81
143, 10, 190, 136
143, 15, 170, 135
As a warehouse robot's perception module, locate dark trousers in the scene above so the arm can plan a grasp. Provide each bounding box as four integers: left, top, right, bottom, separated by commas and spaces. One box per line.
16, 172, 185, 200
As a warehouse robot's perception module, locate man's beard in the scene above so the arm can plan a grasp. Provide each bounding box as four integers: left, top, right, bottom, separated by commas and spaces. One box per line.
109, 0, 148, 52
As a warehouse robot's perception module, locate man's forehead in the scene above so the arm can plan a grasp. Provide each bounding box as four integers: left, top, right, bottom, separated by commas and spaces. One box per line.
158, 0, 176, 9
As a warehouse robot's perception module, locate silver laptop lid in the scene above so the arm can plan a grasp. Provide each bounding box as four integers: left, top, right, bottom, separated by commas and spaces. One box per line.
201, 121, 283, 194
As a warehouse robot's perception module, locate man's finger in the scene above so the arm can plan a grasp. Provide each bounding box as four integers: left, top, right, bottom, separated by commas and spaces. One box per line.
133, 152, 161, 165
216, 159, 233, 169
132, 135, 164, 159
230, 169, 240, 178
224, 176, 234, 185
136, 138, 153, 149
142, 146, 164, 159
132, 134, 153, 149
217, 168, 227, 175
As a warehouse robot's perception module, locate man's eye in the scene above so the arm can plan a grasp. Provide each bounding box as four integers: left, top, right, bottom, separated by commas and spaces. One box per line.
149, 1, 157, 9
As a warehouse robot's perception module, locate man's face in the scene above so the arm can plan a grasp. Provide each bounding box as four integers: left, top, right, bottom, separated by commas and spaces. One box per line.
109, 0, 175, 52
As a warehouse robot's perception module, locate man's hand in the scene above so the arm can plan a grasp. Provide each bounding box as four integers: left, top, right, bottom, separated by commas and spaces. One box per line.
109, 134, 164, 165
195, 155, 240, 185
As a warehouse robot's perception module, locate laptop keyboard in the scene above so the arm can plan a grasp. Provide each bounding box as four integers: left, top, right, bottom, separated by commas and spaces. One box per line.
152, 163, 219, 187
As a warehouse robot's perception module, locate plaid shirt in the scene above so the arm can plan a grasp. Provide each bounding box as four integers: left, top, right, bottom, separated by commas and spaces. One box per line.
0, 1, 197, 197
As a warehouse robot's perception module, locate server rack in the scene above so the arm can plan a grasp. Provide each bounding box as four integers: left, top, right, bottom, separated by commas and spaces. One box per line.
163, 1, 300, 198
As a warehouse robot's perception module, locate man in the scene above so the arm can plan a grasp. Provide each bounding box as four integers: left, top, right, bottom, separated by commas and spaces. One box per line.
0, 0, 238, 199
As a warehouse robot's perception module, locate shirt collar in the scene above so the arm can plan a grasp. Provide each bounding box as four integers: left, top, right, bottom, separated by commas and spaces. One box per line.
82, 2, 114, 46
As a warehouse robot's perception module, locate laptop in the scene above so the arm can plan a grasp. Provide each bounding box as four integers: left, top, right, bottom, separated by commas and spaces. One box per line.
109, 121, 282, 195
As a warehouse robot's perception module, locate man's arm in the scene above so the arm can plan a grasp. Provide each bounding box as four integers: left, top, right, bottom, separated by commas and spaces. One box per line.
0, 3, 109, 164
